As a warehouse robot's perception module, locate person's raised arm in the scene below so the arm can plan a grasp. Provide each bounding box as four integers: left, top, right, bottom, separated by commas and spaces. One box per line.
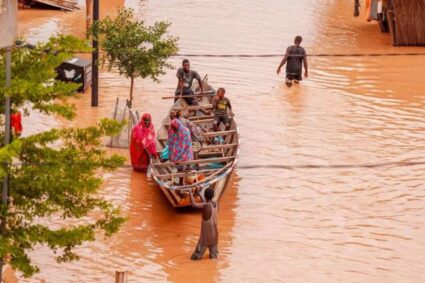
277, 47, 290, 75
190, 189, 205, 209
195, 72, 203, 93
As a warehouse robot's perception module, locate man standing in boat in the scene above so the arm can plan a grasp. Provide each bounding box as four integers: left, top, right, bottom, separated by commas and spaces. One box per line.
189, 187, 219, 260
175, 59, 203, 105
276, 36, 309, 87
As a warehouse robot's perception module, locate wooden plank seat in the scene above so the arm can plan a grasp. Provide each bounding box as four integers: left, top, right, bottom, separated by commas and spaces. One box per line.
199, 143, 238, 151
158, 131, 236, 141
162, 162, 234, 190
165, 118, 214, 127
188, 115, 214, 121
202, 130, 236, 137
153, 156, 235, 167
161, 90, 215, 99
172, 105, 212, 111
155, 169, 218, 179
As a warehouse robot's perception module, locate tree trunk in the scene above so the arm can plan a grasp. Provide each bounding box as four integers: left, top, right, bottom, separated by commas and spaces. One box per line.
129, 76, 134, 109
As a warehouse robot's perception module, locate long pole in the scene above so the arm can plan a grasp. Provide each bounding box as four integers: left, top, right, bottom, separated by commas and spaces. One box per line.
91, 0, 99, 107
85, 0, 92, 38
0, 45, 12, 283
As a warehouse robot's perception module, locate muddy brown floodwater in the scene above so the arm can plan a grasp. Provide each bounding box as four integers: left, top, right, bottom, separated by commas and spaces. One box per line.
12, 0, 425, 282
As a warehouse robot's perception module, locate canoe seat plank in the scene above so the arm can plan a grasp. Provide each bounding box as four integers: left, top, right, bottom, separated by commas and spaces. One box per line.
153, 156, 235, 167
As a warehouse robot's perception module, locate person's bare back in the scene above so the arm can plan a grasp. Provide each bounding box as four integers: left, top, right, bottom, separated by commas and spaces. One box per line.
190, 188, 219, 260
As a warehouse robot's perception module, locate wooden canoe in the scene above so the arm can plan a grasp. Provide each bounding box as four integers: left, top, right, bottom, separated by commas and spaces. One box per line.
150, 80, 240, 208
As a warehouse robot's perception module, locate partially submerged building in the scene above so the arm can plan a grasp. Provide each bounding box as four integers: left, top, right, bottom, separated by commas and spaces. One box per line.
357, 0, 425, 46
18, 0, 78, 11
387, 0, 425, 46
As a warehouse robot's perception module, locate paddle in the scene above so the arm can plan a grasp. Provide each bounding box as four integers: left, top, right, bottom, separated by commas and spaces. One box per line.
161, 90, 216, 99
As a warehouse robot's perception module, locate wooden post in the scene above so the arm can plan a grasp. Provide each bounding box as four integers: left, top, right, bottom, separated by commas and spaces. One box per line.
115, 271, 127, 283
91, 0, 99, 107
85, 0, 92, 38
386, 10, 397, 46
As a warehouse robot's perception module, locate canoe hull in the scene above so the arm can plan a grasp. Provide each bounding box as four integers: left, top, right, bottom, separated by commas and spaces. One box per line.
151, 81, 240, 208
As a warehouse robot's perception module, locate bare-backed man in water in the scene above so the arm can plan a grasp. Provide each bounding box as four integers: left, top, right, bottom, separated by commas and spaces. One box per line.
276, 35, 308, 87
189, 187, 219, 260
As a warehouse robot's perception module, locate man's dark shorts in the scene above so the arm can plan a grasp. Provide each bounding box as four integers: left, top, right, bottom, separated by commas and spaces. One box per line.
175, 89, 197, 105
213, 115, 230, 126
286, 73, 302, 82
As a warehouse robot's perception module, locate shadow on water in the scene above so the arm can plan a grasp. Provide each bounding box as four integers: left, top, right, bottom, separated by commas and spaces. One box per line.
108, 171, 240, 282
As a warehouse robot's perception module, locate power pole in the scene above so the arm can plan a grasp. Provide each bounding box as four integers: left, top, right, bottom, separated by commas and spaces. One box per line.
91, 0, 99, 107
85, 0, 93, 38
0, 45, 12, 283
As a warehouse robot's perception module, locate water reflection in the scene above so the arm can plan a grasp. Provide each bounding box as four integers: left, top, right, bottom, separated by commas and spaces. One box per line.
15, 0, 425, 281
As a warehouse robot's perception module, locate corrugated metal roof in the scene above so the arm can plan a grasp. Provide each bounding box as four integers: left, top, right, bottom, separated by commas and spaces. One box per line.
21, 0, 79, 11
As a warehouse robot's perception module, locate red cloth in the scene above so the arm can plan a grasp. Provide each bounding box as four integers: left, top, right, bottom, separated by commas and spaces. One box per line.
130, 113, 157, 172
10, 112, 23, 136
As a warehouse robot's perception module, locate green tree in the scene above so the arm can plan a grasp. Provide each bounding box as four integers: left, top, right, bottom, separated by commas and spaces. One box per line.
91, 8, 178, 108
0, 35, 88, 121
0, 36, 126, 278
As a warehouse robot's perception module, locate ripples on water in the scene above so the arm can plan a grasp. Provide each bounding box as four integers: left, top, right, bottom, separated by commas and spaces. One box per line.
17, 0, 425, 282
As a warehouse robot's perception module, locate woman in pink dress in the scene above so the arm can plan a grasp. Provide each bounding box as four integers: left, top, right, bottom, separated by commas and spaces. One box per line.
130, 113, 157, 172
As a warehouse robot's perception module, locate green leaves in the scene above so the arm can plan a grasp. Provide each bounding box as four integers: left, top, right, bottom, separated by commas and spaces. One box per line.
0, 35, 90, 118
90, 8, 179, 104
0, 119, 126, 277
0, 36, 126, 277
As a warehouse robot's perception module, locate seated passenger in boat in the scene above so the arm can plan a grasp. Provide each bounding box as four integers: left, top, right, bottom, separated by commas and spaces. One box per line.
212, 88, 234, 131
130, 113, 157, 172
176, 109, 204, 144
169, 110, 176, 120
168, 119, 194, 184
168, 119, 194, 163
175, 59, 203, 105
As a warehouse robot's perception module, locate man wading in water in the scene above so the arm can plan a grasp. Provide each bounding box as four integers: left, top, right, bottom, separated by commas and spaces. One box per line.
189, 187, 219, 260
276, 35, 309, 87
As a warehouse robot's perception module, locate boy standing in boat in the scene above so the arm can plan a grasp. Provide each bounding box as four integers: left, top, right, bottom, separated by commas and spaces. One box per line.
276, 35, 309, 87
175, 59, 203, 105
212, 88, 234, 131
189, 187, 219, 260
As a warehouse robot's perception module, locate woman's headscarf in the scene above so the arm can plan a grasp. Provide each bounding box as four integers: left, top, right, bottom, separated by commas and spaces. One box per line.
132, 113, 156, 152
167, 119, 193, 162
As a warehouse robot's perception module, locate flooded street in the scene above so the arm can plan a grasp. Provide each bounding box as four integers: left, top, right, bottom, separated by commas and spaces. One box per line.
16, 0, 425, 282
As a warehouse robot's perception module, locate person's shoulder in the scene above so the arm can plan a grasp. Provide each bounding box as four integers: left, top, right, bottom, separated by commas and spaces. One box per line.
177, 67, 184, 73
